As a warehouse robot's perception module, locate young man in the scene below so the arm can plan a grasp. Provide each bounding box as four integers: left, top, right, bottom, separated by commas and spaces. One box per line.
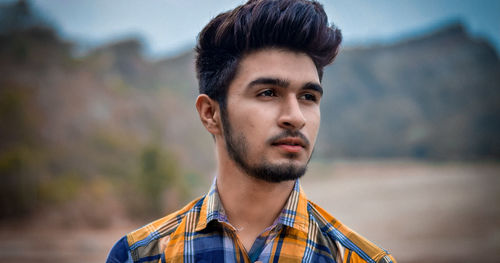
107, 0, 396, 262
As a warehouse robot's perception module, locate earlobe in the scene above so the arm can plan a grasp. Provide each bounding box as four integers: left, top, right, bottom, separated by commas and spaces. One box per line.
195, 94, 221, 135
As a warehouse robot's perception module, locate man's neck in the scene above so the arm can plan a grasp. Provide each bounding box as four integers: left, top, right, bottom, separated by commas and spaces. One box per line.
216, 162, 295, 252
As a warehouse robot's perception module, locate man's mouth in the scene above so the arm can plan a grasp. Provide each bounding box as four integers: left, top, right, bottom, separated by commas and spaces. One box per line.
271, 137, 306, 153
271, 137, 305, 147
267, 130, 310, 154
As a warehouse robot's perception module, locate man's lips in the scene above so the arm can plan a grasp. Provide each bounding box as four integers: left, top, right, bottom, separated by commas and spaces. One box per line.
271, 137, 306, 153
267, 130, 310, 154
271, 137, 306, 147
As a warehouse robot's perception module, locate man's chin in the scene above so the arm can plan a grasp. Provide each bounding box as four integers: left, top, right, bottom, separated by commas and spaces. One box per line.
246, 163, 307, 183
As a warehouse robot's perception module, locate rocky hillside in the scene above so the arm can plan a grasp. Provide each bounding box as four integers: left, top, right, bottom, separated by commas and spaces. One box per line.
319, 23, 500, 159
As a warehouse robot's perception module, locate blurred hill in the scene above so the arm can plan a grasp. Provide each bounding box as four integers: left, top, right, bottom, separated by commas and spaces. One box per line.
318, 23, 500, 160
0, 1, 210, 223
0, 1, 499, 222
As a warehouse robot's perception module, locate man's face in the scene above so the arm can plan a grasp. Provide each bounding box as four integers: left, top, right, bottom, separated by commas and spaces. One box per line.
221, 48, 322, 183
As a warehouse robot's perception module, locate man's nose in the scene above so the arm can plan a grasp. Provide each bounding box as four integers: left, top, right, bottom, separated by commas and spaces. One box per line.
278, 95, 306, 130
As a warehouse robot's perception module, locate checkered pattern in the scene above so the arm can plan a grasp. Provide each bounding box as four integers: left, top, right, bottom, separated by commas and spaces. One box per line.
107, 180, 396, 263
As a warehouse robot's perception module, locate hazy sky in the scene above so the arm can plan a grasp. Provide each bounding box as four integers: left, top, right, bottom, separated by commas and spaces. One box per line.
17, 0, 500, 57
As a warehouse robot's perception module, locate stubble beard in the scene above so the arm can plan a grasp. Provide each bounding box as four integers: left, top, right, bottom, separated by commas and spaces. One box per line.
221, 110, 309, 183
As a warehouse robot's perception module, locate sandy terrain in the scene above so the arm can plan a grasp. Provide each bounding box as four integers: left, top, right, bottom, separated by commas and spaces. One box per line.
0, 161, 498, 262
302, 161, 500, 263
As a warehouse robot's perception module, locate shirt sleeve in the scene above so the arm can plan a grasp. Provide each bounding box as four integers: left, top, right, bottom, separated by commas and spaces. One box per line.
106, 236, 133, 263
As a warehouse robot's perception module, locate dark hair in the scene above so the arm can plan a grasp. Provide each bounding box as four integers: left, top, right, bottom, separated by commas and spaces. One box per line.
195, 0, 342, 109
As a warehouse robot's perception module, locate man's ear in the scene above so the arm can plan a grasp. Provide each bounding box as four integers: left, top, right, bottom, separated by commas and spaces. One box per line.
195, 94, 222, 135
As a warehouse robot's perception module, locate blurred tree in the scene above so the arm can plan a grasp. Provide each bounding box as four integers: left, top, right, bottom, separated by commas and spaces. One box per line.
128, 143, 186, 218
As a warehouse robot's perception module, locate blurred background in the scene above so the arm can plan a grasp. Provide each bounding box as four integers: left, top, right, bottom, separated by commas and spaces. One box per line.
0, 0, 499, 262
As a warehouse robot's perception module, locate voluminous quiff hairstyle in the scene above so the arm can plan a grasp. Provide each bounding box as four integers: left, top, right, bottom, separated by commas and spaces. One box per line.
195, 0, 342, 108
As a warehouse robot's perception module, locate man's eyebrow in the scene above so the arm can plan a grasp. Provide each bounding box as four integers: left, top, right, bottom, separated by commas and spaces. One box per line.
247, 77, 323, 96
247, 77, 290, 88
303, 82, 323, 96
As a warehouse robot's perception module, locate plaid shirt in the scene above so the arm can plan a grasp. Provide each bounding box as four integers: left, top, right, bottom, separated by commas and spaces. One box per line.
107, 180, 396, 263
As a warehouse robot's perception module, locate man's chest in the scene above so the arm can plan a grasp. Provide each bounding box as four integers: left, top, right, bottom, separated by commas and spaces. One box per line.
161, 225, 338, 263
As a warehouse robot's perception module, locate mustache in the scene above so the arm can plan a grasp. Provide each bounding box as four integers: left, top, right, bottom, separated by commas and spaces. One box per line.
267, 130, 310, 148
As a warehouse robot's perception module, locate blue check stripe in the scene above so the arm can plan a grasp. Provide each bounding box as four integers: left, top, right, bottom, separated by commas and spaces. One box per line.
324, 224, 375, 263
129, 231, 161, 251
136, 254, 161, 263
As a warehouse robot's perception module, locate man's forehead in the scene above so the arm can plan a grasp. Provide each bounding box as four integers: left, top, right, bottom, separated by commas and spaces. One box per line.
235, 49, 320, 85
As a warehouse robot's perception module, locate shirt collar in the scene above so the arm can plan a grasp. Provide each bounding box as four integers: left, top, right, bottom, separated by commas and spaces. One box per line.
195, 178, 310, 233
278, 179, 310, 232
194, 180, 227, 232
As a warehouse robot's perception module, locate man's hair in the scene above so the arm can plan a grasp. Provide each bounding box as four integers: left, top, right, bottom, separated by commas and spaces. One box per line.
195, 0, 342, 109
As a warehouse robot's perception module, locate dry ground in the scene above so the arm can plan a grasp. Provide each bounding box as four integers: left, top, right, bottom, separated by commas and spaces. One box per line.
302, 161, 500, 263
0, 161, 499, 262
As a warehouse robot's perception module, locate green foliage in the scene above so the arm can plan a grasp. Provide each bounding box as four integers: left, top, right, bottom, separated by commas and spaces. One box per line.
89, 129, 140, 178
140, 144, 175, 209
38, 172, 82, 204
121, 143, 189, 220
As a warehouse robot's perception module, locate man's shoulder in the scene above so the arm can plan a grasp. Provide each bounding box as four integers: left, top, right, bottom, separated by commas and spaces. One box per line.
106, 196, 204, 263
127, 196, 203, 245
307, 200, 397, 263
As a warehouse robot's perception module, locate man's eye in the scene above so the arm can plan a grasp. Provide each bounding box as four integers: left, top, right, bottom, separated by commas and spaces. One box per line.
300, 93, 317, 102
259, 90, 275, 97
